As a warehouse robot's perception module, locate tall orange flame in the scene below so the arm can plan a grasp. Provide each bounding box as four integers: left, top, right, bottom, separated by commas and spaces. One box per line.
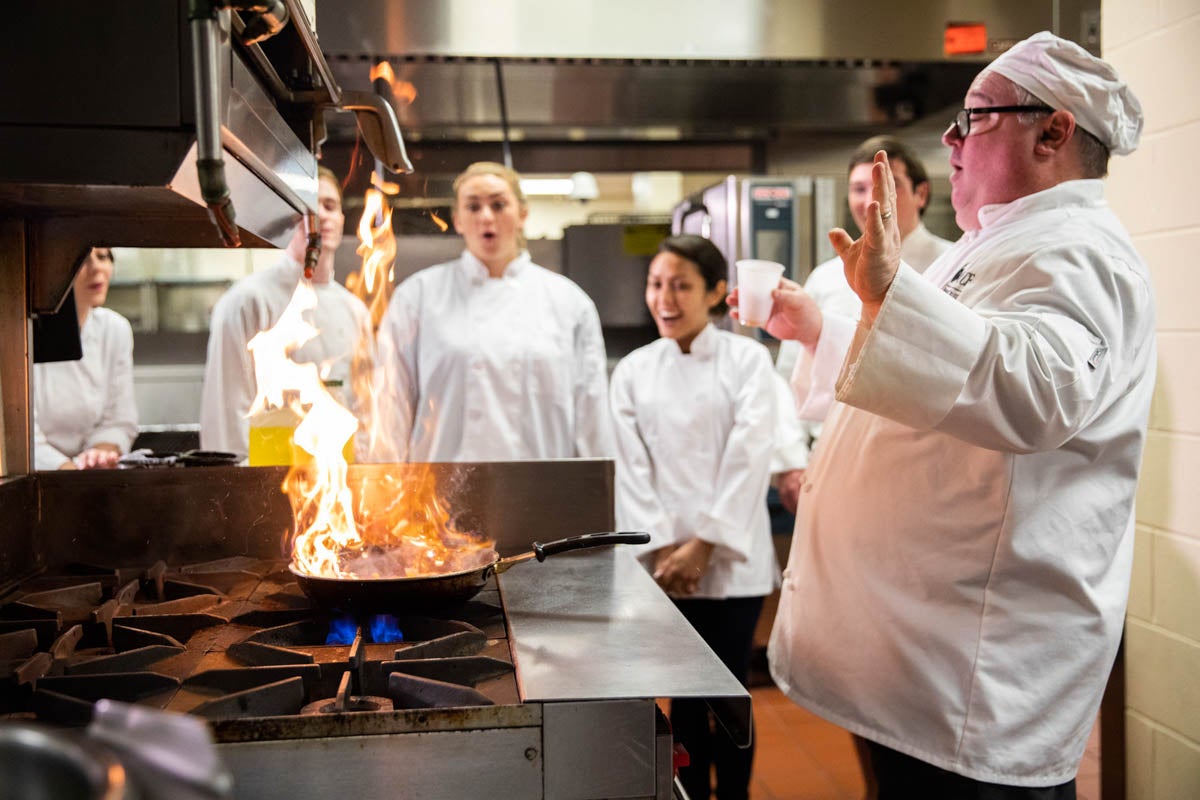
369, 61, 418, 106
261, 161, 491, 581
246, 282, 362, 576
345, 187, 396, 332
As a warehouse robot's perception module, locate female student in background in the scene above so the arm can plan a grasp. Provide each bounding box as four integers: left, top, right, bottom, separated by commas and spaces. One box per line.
34, 246, 137, 469
373, 161, 612, 462
610, 234, 799, 800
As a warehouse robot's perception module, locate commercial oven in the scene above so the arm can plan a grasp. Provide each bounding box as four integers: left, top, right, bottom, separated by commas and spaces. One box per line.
671, 176, 840, 290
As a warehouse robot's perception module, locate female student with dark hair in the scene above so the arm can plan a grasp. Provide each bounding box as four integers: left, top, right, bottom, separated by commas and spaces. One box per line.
610, 234, 799, 800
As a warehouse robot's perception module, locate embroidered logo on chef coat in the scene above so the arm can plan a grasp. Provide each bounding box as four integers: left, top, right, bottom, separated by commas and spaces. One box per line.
943, 267, 975, 299
1086, 332, 1109, 370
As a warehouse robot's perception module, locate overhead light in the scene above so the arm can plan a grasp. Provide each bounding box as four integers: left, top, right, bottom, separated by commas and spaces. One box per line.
568, 172, 599, 201
520, 178, 575, 196
519, 172, 600, 201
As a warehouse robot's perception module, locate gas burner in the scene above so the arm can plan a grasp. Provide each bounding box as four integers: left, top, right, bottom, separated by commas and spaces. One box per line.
300, 672, 393, 715
227, 613, 491, 666
2, 558, 520, 728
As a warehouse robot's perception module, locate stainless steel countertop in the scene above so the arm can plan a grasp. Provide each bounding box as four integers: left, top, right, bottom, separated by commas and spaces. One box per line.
500, 546, 753, 746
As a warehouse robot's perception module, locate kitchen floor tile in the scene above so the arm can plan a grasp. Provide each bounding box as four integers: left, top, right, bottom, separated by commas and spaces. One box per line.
746, 686, 1103, 800
749, 685, 864, 800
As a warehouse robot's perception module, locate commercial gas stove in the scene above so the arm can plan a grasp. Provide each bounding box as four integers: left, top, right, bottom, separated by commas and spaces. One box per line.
0, 461, 751, 800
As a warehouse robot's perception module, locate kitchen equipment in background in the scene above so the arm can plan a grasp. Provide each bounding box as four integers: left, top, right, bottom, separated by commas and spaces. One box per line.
117, 449, 241, 468
672, 176, 840, 293
317, 0, 1099, 148
562, 221, 669, 329
0, 0, 413, 475
107, 279, 235, 336
561, 220, 669, 366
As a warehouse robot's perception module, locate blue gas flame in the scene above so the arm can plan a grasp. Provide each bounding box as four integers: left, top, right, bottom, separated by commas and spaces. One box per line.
369, 614, 404, 644
325, 615, 358, 645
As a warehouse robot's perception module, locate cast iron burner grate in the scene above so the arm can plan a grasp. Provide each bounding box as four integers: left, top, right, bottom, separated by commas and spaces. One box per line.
1, 558, 518, 725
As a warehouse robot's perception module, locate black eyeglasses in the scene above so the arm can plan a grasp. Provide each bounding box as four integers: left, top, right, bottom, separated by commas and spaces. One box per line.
950, 105, 1054, 138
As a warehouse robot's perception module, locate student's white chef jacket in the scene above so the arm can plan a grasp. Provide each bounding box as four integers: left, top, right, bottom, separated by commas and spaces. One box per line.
200, 254, 372, 455
768, 180, 1156, 786
373, 251, 613, 462
34, 307, 138, 469
611, 324, 798, 599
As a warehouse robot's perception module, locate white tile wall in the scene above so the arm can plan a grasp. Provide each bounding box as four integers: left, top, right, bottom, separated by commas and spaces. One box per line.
1126, 713, 1155, 800
1129, 525, 1154, 620
1124, 620, 1200, 742
1110, 19, 1200, 133
1149, 122, 1200, 232
1150, 334, 1200, 434
1106, 149, 1161, 236
1151, 532, 1200, 640
1155, 728, 1200, 798
1136, 430, 1200, 535
1140, 231, 1200, 331
1106, 2, 1200, 795
1102, 2, 1161, 49
1163, 0, 1200, 27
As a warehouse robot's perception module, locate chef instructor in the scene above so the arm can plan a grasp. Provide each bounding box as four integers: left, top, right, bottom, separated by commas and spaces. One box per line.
743, 32, 1154, 796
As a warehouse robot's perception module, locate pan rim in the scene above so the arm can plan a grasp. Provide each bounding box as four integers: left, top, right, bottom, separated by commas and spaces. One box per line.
287, 560, 496, 584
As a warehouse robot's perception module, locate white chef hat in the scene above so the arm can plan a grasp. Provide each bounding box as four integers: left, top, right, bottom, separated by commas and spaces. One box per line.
984, 31, 1143, 155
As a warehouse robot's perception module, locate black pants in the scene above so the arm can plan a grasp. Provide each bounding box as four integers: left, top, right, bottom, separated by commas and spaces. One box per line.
671, 595, 765, 800
866, 741, 1077, 800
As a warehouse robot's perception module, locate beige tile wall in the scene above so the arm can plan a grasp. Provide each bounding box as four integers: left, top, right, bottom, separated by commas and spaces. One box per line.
1104, 2, 1200, 797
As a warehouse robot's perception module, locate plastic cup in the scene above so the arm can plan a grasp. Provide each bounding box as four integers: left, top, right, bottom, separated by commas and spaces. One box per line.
736, 259, 785, 327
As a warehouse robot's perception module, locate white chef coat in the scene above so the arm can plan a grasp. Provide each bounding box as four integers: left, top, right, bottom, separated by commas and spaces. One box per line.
776, 223, 955, 454
33, 307, 138, 469
611, 324, 797, 599
776, 223, 954, 380
768, 180, 1156, 785
372, 250, 613, 462
200, 254, 373, 455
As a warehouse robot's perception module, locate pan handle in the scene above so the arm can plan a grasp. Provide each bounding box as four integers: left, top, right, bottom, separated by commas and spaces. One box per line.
532, 531, 650, 562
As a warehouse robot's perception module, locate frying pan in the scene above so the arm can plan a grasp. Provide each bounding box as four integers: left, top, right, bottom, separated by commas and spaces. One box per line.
289, 531, 650, 612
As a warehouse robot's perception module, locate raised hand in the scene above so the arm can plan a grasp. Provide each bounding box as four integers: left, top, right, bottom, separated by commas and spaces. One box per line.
828, 151, 903, 322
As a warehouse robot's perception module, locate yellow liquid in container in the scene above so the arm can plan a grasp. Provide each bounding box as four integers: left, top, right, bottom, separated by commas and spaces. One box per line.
248, 407, 355, 466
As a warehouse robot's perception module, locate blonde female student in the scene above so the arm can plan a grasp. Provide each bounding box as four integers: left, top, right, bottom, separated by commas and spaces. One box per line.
610, 234, 800, 800
373, 161, 612, 462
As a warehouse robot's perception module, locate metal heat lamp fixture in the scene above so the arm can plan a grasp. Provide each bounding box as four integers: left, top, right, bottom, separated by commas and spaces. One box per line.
189, 0, 291, 247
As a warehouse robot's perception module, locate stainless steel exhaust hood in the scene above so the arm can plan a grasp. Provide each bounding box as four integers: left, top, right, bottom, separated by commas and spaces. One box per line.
1, 1, 331, 312
0, 0, 413, 312
317, 0, 1100, 143
0, 0, 412, 474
